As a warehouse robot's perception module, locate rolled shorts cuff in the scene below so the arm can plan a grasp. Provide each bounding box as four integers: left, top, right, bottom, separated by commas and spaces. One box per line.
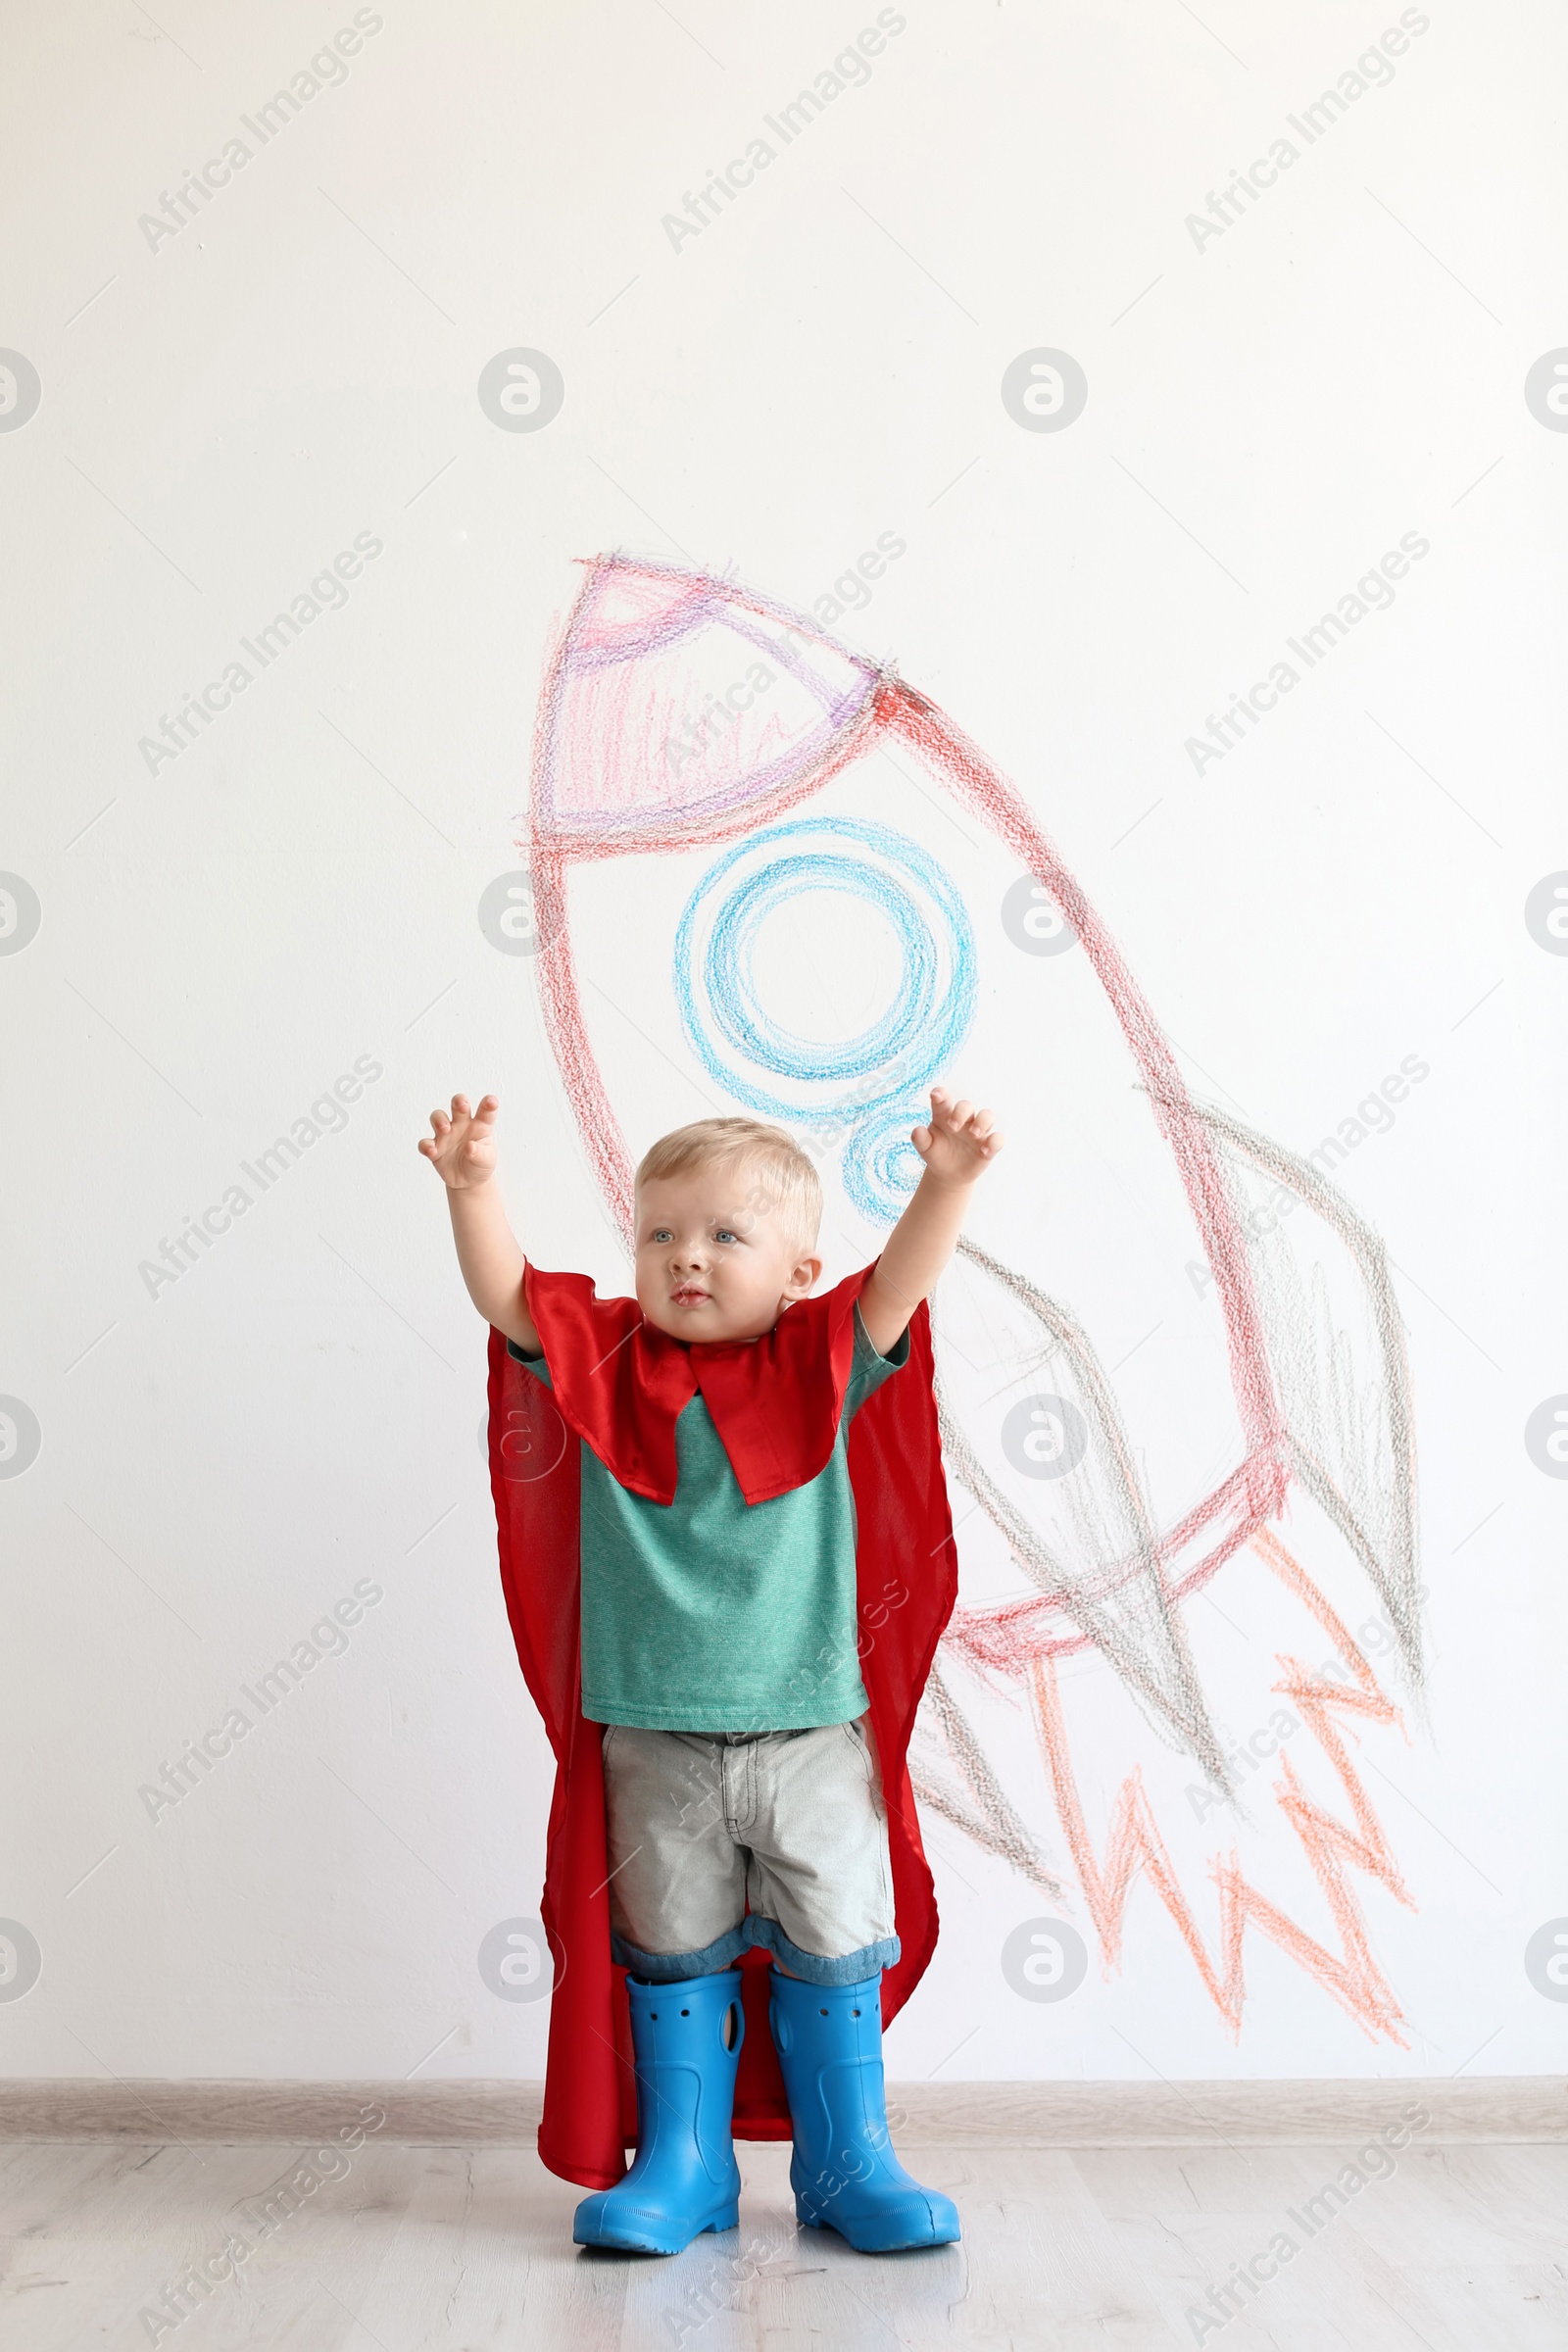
611, 1922, 751, 1981
746, 1918, 901, 1985
611, 1917, 901, 1987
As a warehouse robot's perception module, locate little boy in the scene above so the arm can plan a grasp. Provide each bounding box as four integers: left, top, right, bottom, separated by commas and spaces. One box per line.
420, 1084, 1001, 2254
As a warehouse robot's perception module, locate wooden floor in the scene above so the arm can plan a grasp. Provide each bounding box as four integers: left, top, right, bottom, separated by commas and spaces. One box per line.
2, 2133, 1564, 2349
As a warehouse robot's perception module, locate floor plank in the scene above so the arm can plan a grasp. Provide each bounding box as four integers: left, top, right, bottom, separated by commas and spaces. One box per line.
1, 2132, 1562, 2350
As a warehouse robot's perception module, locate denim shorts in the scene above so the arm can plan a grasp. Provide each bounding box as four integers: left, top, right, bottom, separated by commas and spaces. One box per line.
600, 1719, 900, 1986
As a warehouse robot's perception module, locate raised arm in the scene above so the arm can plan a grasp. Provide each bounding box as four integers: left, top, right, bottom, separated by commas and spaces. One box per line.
858, 1086, 1004, 1356
417, 1092, 540, 1352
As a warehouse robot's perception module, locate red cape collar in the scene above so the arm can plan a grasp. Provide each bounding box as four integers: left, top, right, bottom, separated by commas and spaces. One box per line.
521, 1260, 872, 1506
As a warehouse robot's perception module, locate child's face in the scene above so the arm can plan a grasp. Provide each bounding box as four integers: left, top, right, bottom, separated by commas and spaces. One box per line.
634, 1159, 822, 1344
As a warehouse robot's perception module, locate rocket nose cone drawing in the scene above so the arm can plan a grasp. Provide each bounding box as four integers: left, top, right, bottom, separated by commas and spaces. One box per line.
533, 555, 881, 844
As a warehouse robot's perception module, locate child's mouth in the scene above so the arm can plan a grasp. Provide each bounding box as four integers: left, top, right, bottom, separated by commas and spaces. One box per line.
670, 1286, 710, 1305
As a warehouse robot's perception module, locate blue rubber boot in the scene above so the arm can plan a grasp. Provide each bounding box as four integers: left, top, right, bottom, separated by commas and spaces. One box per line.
572, 1969, 745, 2254
769, 1971, 960, 2252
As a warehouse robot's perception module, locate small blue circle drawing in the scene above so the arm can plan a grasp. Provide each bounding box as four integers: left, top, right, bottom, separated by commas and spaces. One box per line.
840, 1098, 934, 1223
673, 817, 975, 1220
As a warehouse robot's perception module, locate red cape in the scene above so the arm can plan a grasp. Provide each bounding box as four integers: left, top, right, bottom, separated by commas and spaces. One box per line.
486, 1262, 958, 2190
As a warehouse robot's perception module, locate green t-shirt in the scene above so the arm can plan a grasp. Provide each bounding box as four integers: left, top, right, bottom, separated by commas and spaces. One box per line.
507, 1303, 908, 1732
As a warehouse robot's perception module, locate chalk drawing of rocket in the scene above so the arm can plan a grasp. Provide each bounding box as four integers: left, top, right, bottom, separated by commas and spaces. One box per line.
512, 553, 1426, 2043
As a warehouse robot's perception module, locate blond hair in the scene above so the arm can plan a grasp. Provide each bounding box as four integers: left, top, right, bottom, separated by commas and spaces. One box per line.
635, 1117, 822, 1256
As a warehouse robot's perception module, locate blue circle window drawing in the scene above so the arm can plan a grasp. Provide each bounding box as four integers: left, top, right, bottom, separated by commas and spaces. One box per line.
673, 816, 976, 1220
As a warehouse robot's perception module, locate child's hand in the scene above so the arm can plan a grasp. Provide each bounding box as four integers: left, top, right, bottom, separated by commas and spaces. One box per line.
911, 1086, 1004, 1189
418, 1092, 501, 1191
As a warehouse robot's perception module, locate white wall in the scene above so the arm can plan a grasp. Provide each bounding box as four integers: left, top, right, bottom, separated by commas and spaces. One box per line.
2, 0, 1564, 2088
